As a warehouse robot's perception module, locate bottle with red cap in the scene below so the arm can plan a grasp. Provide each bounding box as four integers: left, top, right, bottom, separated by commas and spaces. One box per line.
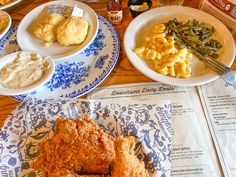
107, 0, 123, 25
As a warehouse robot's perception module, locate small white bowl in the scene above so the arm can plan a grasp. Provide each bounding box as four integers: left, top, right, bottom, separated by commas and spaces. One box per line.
17, 0, 99, 61
0, 11, 12, 40
0, 51, 55, 96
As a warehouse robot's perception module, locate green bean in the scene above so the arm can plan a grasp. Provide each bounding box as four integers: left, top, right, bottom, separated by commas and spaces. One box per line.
190, 48, 205, 60
175, 41, 186, 49
187, 35, 204, 46
202, 32, 213, 39
204, 46, 218, 51
165, 18, 222, 59
192, 26, 203, 31
179, 26, 190, 32
183, 29, 195, 36
208, 39, 222, 48
211, 53, 219, 58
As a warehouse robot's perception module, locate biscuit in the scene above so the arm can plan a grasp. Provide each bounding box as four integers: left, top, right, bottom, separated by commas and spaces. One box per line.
56, 16, 89, 46
34, 13, 65, 42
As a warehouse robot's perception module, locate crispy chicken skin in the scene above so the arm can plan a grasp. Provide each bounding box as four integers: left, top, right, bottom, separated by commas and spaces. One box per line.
48, 169, 103, 177
76, 176, 104, 177
32, 117, 115, 176
111, 136, 150, 177
0, 0, 11, 5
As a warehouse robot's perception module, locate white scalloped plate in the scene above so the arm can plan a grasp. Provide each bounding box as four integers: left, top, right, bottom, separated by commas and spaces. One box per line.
0, 15, 120, 100
17, 0, 99, 61
124, 6, 235, 86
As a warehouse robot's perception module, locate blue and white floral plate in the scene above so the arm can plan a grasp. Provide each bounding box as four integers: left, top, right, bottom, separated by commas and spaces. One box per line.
0, 97, 172, 177
0, 15, 120, 101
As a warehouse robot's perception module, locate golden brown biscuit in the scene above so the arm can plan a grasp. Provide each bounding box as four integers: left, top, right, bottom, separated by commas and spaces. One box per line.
34, 13, 65, 42
56, 16, 89, 46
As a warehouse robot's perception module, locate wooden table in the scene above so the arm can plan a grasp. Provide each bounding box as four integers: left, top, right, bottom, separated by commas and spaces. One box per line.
0, 0, 234, 127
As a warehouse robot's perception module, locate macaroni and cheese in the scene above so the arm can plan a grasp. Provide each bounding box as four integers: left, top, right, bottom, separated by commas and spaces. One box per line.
134, 24, 192, 78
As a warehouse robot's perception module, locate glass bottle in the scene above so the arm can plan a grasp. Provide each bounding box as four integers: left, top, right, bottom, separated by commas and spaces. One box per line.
107, 0, 123, 25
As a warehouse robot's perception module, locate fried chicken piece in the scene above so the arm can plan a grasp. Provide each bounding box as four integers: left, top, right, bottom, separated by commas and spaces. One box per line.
111, 136, 150, 177
32, 117, 115, 176
76, 175, 105, 177
0, 0, 11, 5
48, 169, 78, 177
76, 176, 104, 177
48, 169, 103, 177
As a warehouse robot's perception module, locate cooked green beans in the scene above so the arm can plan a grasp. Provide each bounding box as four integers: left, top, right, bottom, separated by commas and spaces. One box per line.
165, 18, 222, 59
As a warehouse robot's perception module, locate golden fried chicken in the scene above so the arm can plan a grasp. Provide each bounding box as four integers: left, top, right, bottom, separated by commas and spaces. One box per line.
32, 117, 115, 176
0, 0, 11, 5
111, 136, 150, 177
76, 175, 104, 177
48, 169, 103, 177
48, 169, 78, 177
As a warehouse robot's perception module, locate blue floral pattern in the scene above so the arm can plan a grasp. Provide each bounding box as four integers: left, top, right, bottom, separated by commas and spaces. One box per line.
0, 98, 172, 177
95, 54, 109, 69
0, 15, 120, 101
81, 28, 106, 57
0, 25, 20, 56
45, 62, 91, 91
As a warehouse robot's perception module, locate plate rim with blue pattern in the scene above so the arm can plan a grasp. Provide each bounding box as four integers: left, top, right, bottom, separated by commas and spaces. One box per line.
0, 15, 120, 101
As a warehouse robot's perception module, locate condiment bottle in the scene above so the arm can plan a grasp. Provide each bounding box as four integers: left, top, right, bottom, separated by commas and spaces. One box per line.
107, 0, 123, 25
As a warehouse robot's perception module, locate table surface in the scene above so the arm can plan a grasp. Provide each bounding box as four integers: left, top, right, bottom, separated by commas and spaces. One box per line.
0, 0, 235, 127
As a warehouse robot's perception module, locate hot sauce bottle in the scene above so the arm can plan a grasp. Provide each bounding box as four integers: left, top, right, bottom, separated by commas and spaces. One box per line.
107, 0, 123, 25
